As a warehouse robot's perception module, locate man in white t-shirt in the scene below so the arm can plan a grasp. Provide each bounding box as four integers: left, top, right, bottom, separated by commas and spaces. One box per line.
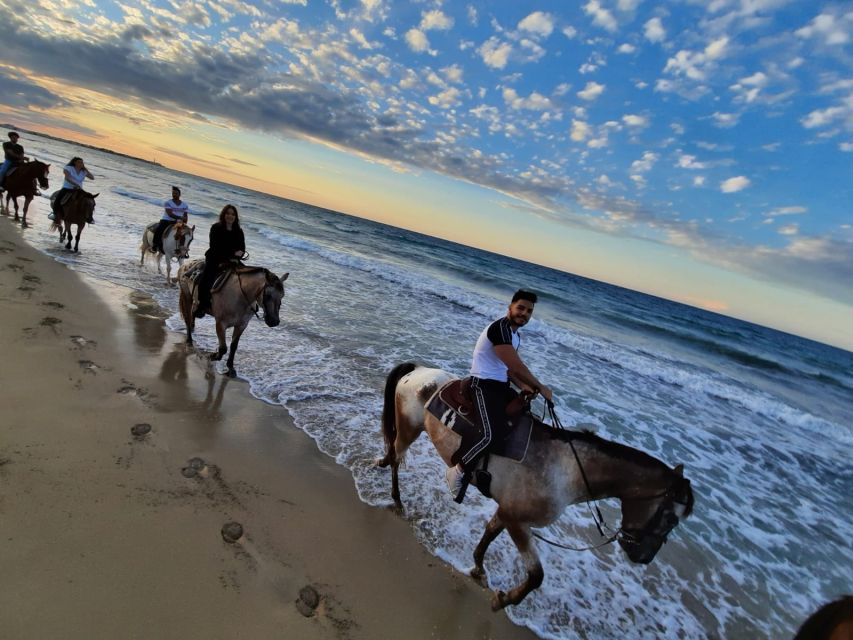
152, 186, 189, 253
445, 289, 553, 499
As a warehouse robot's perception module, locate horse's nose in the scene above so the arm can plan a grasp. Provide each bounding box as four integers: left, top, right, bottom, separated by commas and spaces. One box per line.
266, 318, 280, 328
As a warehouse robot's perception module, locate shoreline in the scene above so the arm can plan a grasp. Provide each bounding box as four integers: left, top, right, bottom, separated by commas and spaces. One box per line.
0, 218, 538, 639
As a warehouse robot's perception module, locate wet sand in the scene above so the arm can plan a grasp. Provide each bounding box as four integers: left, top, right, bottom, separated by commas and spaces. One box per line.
0, 218, 538, 639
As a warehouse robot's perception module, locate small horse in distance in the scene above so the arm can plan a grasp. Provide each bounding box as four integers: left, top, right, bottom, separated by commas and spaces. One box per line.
50, 189, 98, 252
0, 160, 50, 227
177, 258, 289, 377
139, 221, 195, 285
377, 363, 694, 611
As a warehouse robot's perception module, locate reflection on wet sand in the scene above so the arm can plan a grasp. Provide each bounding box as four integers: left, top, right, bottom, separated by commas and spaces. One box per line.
128, 290, 170, 354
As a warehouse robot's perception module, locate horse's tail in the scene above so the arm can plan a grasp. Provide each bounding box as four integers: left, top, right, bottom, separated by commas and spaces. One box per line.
379, 362, 418, 466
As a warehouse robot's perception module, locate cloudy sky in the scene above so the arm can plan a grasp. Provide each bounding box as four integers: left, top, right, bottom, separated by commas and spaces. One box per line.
1, 0, 851, 348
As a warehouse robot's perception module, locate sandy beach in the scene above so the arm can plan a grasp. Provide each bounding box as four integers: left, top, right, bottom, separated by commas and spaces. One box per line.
0, 217, 537, 640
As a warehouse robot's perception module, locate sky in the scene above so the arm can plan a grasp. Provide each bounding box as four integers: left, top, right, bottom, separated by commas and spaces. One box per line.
0, 0, 851, 349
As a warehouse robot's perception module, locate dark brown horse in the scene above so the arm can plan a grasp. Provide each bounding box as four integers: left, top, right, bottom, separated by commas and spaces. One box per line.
177, 258, 288, 377
378, 363, 694, 610
50, 190, 98, 252
1, 160, 50, 227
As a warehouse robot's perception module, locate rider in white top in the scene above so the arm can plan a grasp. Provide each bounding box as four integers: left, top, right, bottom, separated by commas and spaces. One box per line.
53, 157, 94, 222
445, 290, 553, 500
152, 186, 189, 253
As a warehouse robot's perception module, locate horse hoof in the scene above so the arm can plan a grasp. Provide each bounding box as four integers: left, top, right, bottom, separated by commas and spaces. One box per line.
490, 590, 507, 611
226, 369, 237, 378
373, 456, 390, 468
470, 567, 488, 588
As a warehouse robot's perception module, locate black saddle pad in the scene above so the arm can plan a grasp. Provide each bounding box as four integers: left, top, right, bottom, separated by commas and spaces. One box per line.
426, 383, 533, 463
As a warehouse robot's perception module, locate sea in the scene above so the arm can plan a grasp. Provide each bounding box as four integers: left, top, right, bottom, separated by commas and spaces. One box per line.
14, 133, 853, 639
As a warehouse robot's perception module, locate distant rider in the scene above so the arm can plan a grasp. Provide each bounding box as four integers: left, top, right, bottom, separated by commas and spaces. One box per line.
53, 157, 95, 223
0, 132, 28, 190
445, 289, 553, 498
152, 186, 189, 253
193, 204, 245, 318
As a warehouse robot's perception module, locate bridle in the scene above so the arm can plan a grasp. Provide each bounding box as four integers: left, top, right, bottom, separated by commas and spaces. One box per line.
531, 402, 686, 552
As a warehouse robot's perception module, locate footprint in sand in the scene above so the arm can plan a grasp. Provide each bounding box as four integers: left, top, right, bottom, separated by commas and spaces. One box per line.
23, 274, 41, 285
116, 379, 156, 406
130, 423, 151, 438
15, 257, 33, 263
70, 335, 97, 349
43, 301, 64, 310
5, 263, 23, 272
78, 360, 99, 375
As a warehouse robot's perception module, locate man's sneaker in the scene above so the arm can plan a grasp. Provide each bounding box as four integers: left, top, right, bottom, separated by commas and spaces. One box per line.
445, 465, 465, 496
47, 212, 55, 221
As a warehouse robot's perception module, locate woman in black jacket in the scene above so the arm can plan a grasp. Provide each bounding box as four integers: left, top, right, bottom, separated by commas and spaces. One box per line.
194, 204, 246, 317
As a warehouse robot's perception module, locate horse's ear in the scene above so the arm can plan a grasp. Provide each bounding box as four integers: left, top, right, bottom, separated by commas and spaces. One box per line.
673, 464, 684, 477
93, 193, 100, 198
191, 225, 196, 230
281, 272, 289, 282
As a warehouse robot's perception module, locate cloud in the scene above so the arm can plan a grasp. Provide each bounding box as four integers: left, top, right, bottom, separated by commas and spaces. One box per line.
664, 37, 729, 81
577, 81, 605, 101
677, 153, 707, 169
584, 0, 618, 32
405, 28, 431, 53
571, 119, 591, 141
778, 223, 799, 236
0, 69, 68, 109
766, 206, 807, 216
617, 43, 636, 54
562, 25, 577, 39
622, 114, 648, 127
795, 12, 850, 46
711, 111, 740, 128
644, 17, 665, 43
478, 37, 513, 69
420, 10, 453, 31
428, 87, 463, 109
502, 88, 554, 111
518, 12, 554, 37
720, 176, 750, 192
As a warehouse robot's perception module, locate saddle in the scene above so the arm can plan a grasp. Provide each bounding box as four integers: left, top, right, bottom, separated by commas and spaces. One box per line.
426, 378, 534, 466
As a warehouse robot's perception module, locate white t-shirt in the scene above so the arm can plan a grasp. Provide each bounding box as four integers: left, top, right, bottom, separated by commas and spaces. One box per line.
63, 165, 87, 189
470, 317, 520, 381
162, 199, 189, 222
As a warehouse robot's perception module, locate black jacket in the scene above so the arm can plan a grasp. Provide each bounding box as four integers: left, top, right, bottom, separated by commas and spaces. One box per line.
205, 222, 245, 264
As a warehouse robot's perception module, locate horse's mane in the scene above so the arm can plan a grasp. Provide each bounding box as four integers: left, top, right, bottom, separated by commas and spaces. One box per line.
546, 426, 694, 515
543, 426, 663, 466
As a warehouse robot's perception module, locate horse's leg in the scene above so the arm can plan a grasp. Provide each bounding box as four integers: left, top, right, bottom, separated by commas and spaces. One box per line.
156, 253, 162, 274
210, 319, 228, 361
490, 521, 544, 611
21, 196, 31, 228
64, 222, 72, 249
471, 510, 506, 587
73, 224, 83, 252
12, 197, 20, 221
179, 289, 194, 345
224, 322, 247, 377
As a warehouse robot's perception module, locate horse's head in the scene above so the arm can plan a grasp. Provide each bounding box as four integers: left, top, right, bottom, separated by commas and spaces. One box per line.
261, 271, 288, 328
618, 464, 693, 564
35, 161, 50, 189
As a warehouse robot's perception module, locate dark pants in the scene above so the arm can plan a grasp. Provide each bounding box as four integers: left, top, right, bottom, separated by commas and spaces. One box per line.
53, 188, 73, 214
197, 258, 219, 309
152, 220, 172, 252
462, 377, 516, 469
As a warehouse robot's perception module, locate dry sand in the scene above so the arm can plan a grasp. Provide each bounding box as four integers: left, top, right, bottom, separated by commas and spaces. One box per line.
0, 218, 538, 639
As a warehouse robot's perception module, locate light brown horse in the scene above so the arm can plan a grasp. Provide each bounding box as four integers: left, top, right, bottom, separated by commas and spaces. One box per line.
177, 258, 289, 377
50, 189, 98, 252
378, 362, 694, 611
0, 160, 50, 227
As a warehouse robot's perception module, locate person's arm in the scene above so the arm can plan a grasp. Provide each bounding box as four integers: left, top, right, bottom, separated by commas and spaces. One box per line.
164, 203, 183, 221
494, 345, 553, 401
234, 228, 245, 257
63, 167, 83, 188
